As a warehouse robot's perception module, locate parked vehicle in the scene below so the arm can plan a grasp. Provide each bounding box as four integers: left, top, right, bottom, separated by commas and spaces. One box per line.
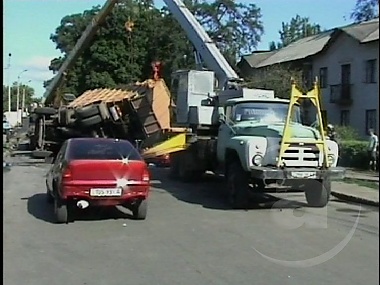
45, 137, 150, 223
146, 154, 171, 167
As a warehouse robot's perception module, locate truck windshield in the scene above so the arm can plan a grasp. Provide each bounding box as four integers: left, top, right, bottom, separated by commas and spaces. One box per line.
232, 102, 301, 124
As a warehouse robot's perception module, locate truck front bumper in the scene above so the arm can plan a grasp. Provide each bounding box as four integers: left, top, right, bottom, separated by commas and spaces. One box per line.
250, 166, 346, 180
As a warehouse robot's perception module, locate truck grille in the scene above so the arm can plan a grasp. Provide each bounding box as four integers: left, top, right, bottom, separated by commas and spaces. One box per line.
280, 143, 320, 167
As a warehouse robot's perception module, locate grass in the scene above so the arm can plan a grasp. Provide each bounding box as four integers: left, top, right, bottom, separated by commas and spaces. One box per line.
343, 177, 379, 190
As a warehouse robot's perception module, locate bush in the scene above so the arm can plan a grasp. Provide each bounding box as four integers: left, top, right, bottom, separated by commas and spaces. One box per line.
338, 140, 368, 169
335, 126, 361, 140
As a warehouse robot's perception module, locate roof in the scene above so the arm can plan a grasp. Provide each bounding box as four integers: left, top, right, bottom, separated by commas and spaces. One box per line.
241, 18, 379, 69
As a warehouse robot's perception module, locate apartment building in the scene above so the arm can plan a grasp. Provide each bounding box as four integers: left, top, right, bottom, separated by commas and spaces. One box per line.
238, 18, 379, 137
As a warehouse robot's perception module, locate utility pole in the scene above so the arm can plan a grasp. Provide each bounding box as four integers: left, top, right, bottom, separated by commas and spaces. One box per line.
17, 69, 28, 124
22, 80, 32, 117
7, 53, 12, 113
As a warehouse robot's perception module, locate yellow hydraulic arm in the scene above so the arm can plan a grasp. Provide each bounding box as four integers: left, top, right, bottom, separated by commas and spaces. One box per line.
277, 79, 330, 168
142, 133, 188, 159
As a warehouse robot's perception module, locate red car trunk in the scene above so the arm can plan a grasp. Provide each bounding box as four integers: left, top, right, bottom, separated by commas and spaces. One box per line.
65, 160, 149, 183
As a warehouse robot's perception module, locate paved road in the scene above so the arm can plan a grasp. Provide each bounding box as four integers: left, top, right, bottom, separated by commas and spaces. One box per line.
4, 157, 379, 285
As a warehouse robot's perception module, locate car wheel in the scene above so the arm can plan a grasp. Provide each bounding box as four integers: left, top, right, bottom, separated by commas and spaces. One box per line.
132, 199, 148, 220
54, 199, 69, 224
226, 162, 250, 209
79, 115, 102, 127
46, 186, 54, 204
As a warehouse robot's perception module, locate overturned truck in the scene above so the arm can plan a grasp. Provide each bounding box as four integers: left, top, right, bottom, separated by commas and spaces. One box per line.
29, 79, 174, 158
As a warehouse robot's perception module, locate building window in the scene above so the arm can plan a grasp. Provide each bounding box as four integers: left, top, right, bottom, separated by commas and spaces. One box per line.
365, 109, 377, 132
319, 67, 328, 88
340, 110, 350, 126
364, 59, 377, 83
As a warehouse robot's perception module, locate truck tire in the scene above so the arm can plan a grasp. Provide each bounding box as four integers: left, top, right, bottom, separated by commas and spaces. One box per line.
34, 107, 57, 116
226, 162, 250, 209
169, 153, 180, 179
304, 178, 331, 207
98, 103, 110, 120
75, 105, 100, 119
177, 151, 199, 182
79, 115, 102, 127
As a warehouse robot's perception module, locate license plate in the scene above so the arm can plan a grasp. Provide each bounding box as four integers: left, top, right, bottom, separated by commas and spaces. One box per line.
90, 188, 122, 197
291, 171, 317, 179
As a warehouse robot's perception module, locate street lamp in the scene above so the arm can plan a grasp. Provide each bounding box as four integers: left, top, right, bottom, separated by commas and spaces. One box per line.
17, 69, 28, 124
22, 80, 32, 117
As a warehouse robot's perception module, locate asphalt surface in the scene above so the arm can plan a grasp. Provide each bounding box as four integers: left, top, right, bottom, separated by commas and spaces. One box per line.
4, 156, 379, 285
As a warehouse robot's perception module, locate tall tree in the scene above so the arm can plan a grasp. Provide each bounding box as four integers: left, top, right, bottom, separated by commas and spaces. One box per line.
269, 15, 322, 50
243, 64, 304, 99
350, 0, 379, 23
3, 82, 41, 112
46, 0, 264, 96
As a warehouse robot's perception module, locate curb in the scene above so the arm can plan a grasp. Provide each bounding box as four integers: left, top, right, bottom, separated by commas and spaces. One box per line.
344, 176, 379, 183
331, 191, 379, 207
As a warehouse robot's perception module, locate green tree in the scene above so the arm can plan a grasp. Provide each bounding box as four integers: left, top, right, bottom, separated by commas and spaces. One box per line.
46, 0, 264, 97
243, 64, 304, 99
269, 15, 322, 50
350, 0, 379, 23
3, 82, 41, 112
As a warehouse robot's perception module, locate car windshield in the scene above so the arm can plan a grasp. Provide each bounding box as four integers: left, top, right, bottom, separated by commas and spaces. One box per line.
232, 102, 301, 124
68, 139, 142, 161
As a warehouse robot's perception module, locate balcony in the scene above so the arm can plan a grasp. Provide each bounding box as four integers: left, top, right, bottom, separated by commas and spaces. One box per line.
329, 84, 353, 106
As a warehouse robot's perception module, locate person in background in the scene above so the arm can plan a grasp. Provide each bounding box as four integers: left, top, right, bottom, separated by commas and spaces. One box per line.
327, 124, 338, 142
367, 129, 378, 171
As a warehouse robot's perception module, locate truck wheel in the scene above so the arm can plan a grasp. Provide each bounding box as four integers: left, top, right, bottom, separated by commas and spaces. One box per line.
227, 162, 250, 209
34, 107, 57, 116
304, 178, 331, 207
75, 105, 100, 119
169, 153, 180, 179
79, 115, 102, 127
132, 199, 148, 220
98, 103, 110, 120
178, 154, 196, 182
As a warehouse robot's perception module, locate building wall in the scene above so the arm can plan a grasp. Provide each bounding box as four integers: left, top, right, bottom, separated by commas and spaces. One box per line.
312, 33, 379, 137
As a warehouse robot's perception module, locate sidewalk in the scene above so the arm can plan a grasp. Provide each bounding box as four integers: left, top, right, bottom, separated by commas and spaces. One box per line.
331, 167, 379, 206
331, 181, 378, 207
344, 168, 379, 182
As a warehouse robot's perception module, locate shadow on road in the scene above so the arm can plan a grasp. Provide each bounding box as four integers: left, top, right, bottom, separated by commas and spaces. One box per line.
150, 167, 307, 211
23, 194, 134, 224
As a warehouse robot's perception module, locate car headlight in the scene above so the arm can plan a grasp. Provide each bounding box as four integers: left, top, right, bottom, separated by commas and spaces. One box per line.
252, 154, 263, 166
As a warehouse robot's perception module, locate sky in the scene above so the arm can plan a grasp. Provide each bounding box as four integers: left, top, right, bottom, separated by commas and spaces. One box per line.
3, 0, 358, 98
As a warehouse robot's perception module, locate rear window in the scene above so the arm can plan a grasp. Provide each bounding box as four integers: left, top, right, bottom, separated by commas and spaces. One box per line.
68, 139, 142, 161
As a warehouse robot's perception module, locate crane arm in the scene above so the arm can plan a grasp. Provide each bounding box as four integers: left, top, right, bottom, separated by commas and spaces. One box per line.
44, 0, 119, 105
162, 0, 240, 89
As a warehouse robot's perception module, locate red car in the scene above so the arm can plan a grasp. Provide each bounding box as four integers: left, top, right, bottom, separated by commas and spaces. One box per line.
45, 138, 150, 223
